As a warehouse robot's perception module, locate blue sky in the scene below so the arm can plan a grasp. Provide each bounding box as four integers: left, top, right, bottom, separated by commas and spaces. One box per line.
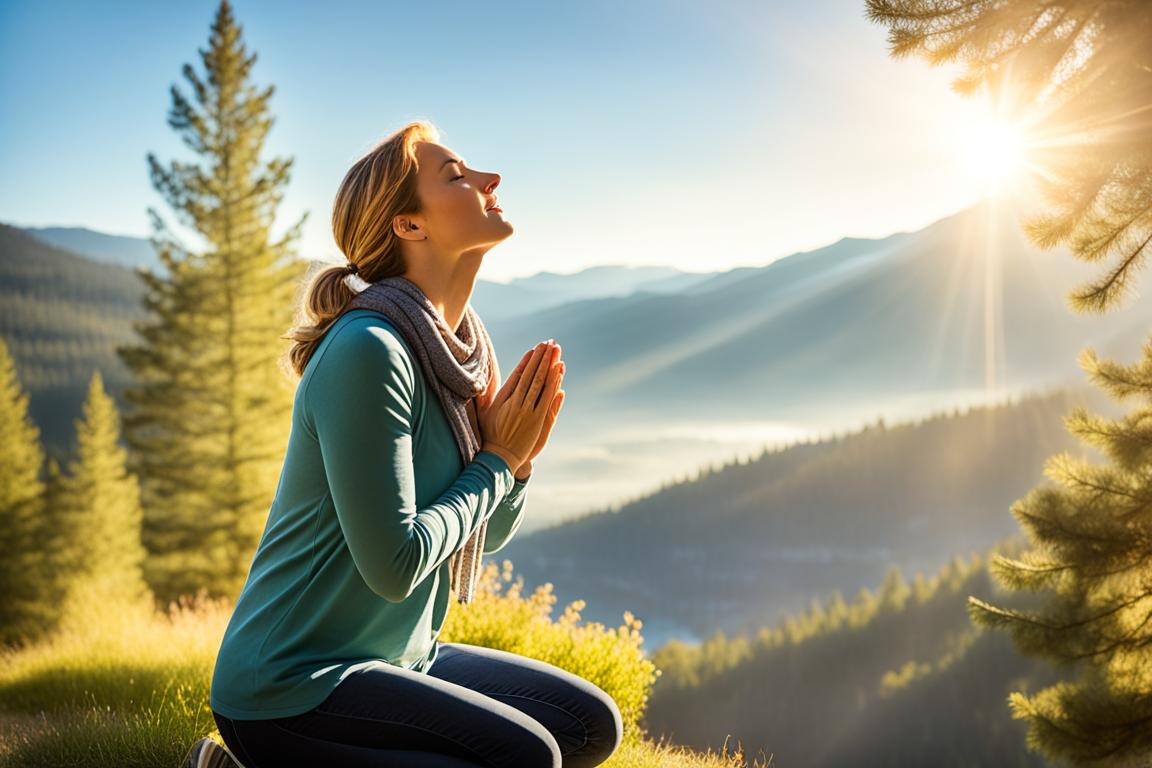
0, 0, 1011, 282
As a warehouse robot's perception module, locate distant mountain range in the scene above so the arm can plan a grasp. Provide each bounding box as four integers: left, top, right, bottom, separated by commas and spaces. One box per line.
16, 225, 165, 274
479, 264, 717, 318
0, 220, 718, 459
8, 221, 715, 319
18, 198, 1148, 425
483, 196, 1152, 422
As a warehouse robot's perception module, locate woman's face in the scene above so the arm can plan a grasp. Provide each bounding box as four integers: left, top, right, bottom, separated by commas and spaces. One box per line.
403, 140, 512, 253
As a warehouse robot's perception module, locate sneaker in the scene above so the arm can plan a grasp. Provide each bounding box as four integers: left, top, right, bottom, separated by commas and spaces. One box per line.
182, 736, 247, 768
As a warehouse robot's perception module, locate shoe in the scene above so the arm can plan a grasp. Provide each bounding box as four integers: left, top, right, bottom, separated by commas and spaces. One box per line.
182, 736, 247, 768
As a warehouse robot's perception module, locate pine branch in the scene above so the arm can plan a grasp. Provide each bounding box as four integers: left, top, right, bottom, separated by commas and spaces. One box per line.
1079, 346, 1152, 402
1069, 213, 1152, 313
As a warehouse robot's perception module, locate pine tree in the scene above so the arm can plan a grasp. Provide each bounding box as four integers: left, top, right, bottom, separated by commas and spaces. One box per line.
826, 590, 850, 631
0, 335, 49, 646
912, 572, 934, 605
865, 1, 1152, 762
117, 0, 307, 604
37, 457, 71, 629
877, 564, 911, 614
53, 371, 153, 634
967, 340, 1152, 763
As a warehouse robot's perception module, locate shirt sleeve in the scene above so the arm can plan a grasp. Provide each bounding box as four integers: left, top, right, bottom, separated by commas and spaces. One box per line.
305, 320, 516, 603
483, 474, 530, 554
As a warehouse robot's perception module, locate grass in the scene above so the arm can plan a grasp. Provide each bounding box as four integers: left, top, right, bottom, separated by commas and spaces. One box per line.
0, 585, 772, 767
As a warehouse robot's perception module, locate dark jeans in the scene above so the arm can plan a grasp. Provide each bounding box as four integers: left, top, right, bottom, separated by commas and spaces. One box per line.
212, 641, 624, 767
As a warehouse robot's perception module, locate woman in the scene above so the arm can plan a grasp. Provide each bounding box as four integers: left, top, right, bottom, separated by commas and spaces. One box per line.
188, 121, 623, 767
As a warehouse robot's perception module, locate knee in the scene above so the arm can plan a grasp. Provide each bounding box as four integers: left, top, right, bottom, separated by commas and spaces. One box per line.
576, 689, 624, 766
501, 715, 564, 768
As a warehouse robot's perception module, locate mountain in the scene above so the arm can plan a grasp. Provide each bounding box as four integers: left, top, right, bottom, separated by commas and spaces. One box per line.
10, 222, 716, 321
16, 224, 164, 274
467, 264, 717, 320
484, 196, 1152, 422
495, 383, 1123, 650
509, 264, 714, 301
0, 222, 708, 459
0, 223, 714, 462
0, 223, 148, 461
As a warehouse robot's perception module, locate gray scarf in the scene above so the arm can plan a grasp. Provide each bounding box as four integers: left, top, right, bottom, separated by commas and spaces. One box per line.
345, 275, 500, 605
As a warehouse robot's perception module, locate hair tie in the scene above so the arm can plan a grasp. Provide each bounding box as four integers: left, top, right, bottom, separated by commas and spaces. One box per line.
343, 269, 369, 294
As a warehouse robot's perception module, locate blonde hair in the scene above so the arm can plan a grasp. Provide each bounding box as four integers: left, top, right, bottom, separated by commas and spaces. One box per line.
280, 120, 441, 381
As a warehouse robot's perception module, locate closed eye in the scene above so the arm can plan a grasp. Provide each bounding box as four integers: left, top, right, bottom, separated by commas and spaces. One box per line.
451, 174, 464, 181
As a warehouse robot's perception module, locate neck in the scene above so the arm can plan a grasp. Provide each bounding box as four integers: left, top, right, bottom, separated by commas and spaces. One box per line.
401, 251, 484, 331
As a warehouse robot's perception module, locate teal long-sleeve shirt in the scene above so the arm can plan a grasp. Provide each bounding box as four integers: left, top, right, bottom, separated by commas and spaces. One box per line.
210, 308, 530, 720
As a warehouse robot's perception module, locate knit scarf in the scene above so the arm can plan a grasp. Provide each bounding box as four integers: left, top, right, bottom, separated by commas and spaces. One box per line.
345, 275, 500, 605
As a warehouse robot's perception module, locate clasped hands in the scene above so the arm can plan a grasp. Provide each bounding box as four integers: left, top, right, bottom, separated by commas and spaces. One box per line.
475, 339, 566, 481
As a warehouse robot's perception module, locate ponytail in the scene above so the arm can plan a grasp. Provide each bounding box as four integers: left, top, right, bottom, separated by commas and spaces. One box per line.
280, 263, 360, 380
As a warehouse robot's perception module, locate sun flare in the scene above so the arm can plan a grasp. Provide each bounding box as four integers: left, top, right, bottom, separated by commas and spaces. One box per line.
961, 115, 1030, 193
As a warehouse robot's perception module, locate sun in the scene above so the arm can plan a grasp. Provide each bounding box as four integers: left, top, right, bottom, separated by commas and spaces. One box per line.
959, 114, 1032, 195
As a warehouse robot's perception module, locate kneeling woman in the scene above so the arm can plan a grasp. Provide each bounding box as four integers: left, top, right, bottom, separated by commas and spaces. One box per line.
203, 121, 623, 768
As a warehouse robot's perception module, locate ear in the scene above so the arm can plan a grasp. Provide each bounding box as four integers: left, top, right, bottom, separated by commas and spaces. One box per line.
392, 214, 425, 242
